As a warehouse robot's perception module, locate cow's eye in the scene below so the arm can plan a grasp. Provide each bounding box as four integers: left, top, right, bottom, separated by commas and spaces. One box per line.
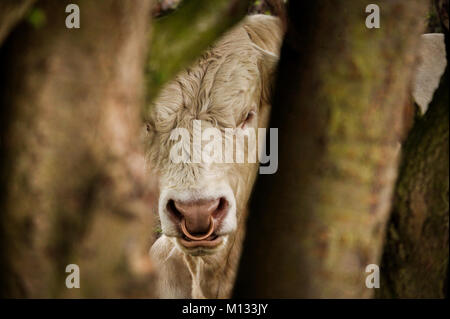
241, 110, 256, 128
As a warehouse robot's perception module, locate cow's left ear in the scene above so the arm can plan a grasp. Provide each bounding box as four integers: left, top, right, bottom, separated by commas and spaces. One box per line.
243, 15, 283, 101
252, 43, 279, 102
251, 42, 279, 76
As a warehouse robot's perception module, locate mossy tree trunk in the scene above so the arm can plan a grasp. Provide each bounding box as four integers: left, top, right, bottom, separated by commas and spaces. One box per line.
0, 0, 155, 298
377, 40, 449, 299
234, 1, 427, 298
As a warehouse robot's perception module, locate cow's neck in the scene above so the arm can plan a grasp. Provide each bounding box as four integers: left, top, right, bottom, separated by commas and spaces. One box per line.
183, 229, 243, 298
152, 211, 247, 298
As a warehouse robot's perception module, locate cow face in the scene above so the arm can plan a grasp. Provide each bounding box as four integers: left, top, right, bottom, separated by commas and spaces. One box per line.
146, 16, 281, 256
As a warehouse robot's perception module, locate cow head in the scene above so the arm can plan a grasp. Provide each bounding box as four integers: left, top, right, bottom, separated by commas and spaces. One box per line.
146, 15, 282, 257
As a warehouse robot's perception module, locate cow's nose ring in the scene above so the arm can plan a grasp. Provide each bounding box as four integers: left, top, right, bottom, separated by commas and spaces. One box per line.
180, 216, 215, 240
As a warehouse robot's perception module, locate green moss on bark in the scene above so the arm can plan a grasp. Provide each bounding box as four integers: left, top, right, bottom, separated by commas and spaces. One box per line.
378, 66, 449, 298
234, 1, 427, 298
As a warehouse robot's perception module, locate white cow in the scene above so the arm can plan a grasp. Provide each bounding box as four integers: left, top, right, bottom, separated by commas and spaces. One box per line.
147, 15, 283, 298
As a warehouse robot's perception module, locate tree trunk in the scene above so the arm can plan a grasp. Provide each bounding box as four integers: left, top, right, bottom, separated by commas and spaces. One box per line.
0, 0, 36, 45
234, 1, 427, 298
377, 45, 449, 298
0, 0, 155, 298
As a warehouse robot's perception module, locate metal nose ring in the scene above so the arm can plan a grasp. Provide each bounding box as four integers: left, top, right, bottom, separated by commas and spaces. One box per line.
180, 216, 215, 240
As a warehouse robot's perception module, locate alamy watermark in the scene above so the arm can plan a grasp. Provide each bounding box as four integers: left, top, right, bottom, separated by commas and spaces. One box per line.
365, 264, 380, 288
365, 4, 380, 29
169, 120, 278, 174
65, 4, 80, 29
65, 264, 80, 289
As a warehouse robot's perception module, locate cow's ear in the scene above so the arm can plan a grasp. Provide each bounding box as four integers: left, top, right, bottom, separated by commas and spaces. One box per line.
251, 42, 279, 75
243, 15, 283, 54
243, 15, 283, 101
252, 42, 279, 103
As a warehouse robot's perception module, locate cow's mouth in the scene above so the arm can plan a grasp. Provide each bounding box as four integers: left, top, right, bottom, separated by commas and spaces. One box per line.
178, 217, 223, 248
179, 234, 223, 248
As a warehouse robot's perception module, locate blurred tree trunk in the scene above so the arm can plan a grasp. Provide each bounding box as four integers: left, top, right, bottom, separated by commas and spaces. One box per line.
234, 1, 427, 298
377, 49, 449, 298
0, 0, 36, 45
0, 0, 155, 298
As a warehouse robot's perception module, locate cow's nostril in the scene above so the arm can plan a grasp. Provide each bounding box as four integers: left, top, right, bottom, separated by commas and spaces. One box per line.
167, 200, 183, 222
169, 197, 228, 235
213, 197, 229, 220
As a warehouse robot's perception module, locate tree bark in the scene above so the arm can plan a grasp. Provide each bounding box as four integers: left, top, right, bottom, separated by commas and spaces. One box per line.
377, 45, 449, 298
0, 0, 155, 298
0, 0, 36, 45
234, 1, 427, 298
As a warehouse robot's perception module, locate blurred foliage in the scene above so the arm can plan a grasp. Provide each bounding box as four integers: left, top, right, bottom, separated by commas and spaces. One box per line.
427, 1, 443, 33
249, 0, 272, 15
248, 0, 287, 15
428, 0, 449, 33
152, 0, 182, 18
145, 0, 250, 113
26, 7, 46, 29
